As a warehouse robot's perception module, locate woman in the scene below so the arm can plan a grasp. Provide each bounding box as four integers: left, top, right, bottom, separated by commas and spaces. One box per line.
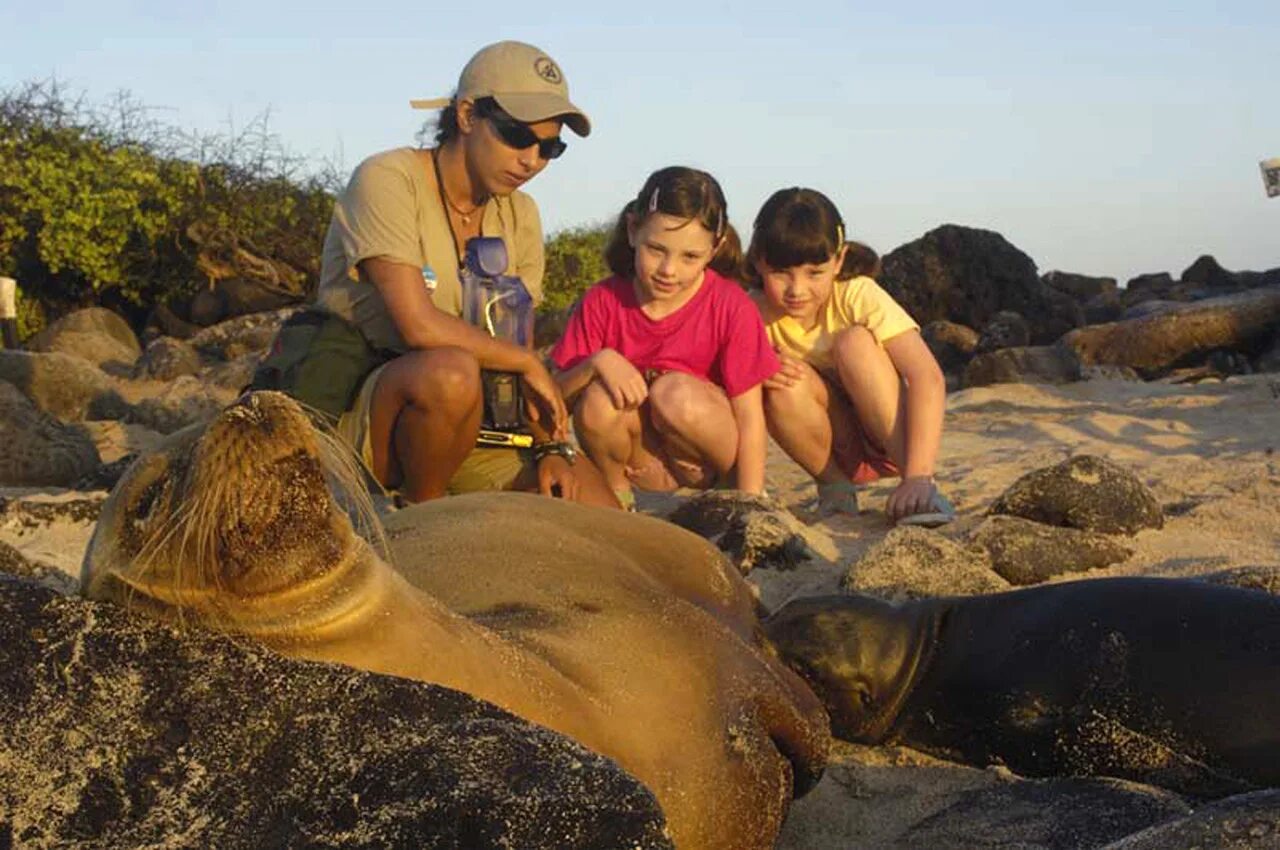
313, 40, 617, 507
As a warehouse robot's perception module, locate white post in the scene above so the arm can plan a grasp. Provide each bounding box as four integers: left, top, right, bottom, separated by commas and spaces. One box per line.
1262, 158, 1280, 199
0, 277, 19, 348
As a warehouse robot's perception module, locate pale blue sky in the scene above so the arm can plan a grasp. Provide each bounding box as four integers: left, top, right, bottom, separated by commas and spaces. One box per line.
3, 1, 1278, 282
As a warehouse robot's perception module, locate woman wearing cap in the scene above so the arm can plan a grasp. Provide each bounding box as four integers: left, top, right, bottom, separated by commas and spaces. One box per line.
312, 40, 617, 506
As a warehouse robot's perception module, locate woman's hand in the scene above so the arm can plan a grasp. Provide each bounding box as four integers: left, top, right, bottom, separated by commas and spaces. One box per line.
519, 357, 570, 440
763, 352, 808, 390
536, 454, 579, 500
591, 349, 648, 410
886, 475, 937, 523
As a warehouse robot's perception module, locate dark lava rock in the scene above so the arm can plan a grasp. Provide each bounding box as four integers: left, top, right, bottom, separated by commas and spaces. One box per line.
1060, 286, 1280, 378
1083, 290, 1125, 325
989, 455, 1163, 535
1180, 255, 1240, 292
1043, 271, 1119, 302
0, 382, 101, 487
961, 344, 1083, 388
899, 776, 1189, 850
667, 490, 812, 574
878, 225, 1083, 346
132, 336, 202, 381
921, 320, 980, 375
0, 577, 672, 850
975, 310, 1031, 354
1100, 788, 1280, 849
968, 515, 1132, 585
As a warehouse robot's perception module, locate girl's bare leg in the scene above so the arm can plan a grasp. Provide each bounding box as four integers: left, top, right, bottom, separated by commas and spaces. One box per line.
642, 373, 737, 489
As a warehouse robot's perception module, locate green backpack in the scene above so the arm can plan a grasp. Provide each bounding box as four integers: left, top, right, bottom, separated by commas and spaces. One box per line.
248, 309, 394, 423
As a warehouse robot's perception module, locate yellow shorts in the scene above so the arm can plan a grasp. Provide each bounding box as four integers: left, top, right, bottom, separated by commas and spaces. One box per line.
336, 363, 534, 494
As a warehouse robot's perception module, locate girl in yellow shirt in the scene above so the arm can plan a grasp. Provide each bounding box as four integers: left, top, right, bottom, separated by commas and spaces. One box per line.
748, 187, 953, 524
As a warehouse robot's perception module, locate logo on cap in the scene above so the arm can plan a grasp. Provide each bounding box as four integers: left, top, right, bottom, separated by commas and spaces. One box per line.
534, 57, 562, 84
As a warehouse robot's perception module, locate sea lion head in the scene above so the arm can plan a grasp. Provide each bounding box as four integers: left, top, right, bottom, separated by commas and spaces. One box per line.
764, 594, 928, 743
81, 391, 380, 625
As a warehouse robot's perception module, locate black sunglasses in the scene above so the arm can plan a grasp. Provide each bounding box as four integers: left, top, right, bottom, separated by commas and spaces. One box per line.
480, 104, 567, 161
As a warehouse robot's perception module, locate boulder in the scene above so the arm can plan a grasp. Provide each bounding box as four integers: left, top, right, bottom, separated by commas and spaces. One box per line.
0, 577, 672, 850
989, 455, 1163, 535
878, 225, 1083, 346
968, 515, 1132, 585
25, 307, 141, 373
132, 336, 202, 382
1042, 270, 1118, 302
901, 777, 1189, 850
1179, 255, 1239, 292
1100, 789, 1280, 850
1197, 565, 1280, 596
961, 344, 1082, 388
124, 375, 231, 435
1120, 272, 1178, 307
921, 320, 980, 375
1059, 285, 1280, 378
0, 383, 101, 487
188, 307, 298, 361
667, 491, 812, 574
143, 302, 200, 342
0, 350, 128, 421
1083, 290, 1125, 324
841, 526, 1007, 601
975, 310, 1031, 354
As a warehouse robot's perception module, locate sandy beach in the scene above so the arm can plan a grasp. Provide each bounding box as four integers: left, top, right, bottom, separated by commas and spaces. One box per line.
3, 371, 1279, 847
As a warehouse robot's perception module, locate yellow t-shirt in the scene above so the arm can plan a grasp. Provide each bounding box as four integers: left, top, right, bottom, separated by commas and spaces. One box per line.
315, 147, 544, 354
755, 276, 919, 372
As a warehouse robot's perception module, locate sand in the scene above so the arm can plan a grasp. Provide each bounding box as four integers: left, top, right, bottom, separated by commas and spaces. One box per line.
4, 372, 1278, 847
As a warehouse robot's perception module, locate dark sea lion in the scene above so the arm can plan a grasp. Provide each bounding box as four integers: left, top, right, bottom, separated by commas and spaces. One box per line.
81, 391, 830, 850
765, 577, 1280, 797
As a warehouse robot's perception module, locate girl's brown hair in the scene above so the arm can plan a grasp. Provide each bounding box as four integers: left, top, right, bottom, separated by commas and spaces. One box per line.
744, 187, 880, 285
604, 166, 744, 279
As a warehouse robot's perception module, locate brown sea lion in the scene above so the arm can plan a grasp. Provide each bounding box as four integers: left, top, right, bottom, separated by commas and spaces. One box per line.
765, 578, 1280, 797
81, 390, 830, 850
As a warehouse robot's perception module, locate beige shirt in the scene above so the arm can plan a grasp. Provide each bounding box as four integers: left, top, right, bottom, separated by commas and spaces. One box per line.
754, 276, 919, 372
315, 147, 545, 353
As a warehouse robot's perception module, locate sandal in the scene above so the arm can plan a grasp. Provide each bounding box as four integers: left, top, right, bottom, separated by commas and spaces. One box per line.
815, 478, 862, 517
896, 489, 956, 528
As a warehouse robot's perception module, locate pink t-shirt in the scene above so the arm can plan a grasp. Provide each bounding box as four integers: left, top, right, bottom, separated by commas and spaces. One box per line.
550, 269, 780, 398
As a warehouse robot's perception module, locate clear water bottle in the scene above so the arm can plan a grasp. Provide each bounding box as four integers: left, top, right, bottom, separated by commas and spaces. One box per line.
461, 237, 532, 346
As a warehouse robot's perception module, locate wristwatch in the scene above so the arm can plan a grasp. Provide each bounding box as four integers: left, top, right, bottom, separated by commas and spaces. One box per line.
533, 441, 577, 465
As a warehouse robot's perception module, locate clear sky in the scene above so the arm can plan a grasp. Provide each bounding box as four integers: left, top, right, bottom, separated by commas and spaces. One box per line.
3, 0, 1278, 283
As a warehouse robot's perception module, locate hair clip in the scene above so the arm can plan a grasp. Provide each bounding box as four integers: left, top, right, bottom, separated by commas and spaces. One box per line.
647, 187, 660, 214
836, 223, 845, 245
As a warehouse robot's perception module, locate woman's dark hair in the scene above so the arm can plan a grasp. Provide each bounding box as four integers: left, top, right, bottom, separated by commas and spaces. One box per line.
603, 166, 744, 279
743, 187, 880, 285
422, 96, 502, 146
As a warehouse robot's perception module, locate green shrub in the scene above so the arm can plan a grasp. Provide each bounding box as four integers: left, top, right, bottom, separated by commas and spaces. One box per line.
541, 221, 612, 313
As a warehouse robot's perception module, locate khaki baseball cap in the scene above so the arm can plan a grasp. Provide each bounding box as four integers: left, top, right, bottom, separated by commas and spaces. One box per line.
411, 40, 591, 137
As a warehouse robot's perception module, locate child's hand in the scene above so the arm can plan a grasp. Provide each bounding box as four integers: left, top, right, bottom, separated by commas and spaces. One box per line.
886, 475, 937, 523
764, 353, 807, 390
592, 349, 648, 410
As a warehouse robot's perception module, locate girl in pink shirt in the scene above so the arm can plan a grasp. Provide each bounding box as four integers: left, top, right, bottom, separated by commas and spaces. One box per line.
550, 166, 779, 508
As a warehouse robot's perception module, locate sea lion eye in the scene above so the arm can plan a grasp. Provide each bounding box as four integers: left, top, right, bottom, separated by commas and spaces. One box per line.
853, 679, 874, 709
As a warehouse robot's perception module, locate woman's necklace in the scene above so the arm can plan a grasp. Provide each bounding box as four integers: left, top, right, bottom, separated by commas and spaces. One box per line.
432, 148, 482, 225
